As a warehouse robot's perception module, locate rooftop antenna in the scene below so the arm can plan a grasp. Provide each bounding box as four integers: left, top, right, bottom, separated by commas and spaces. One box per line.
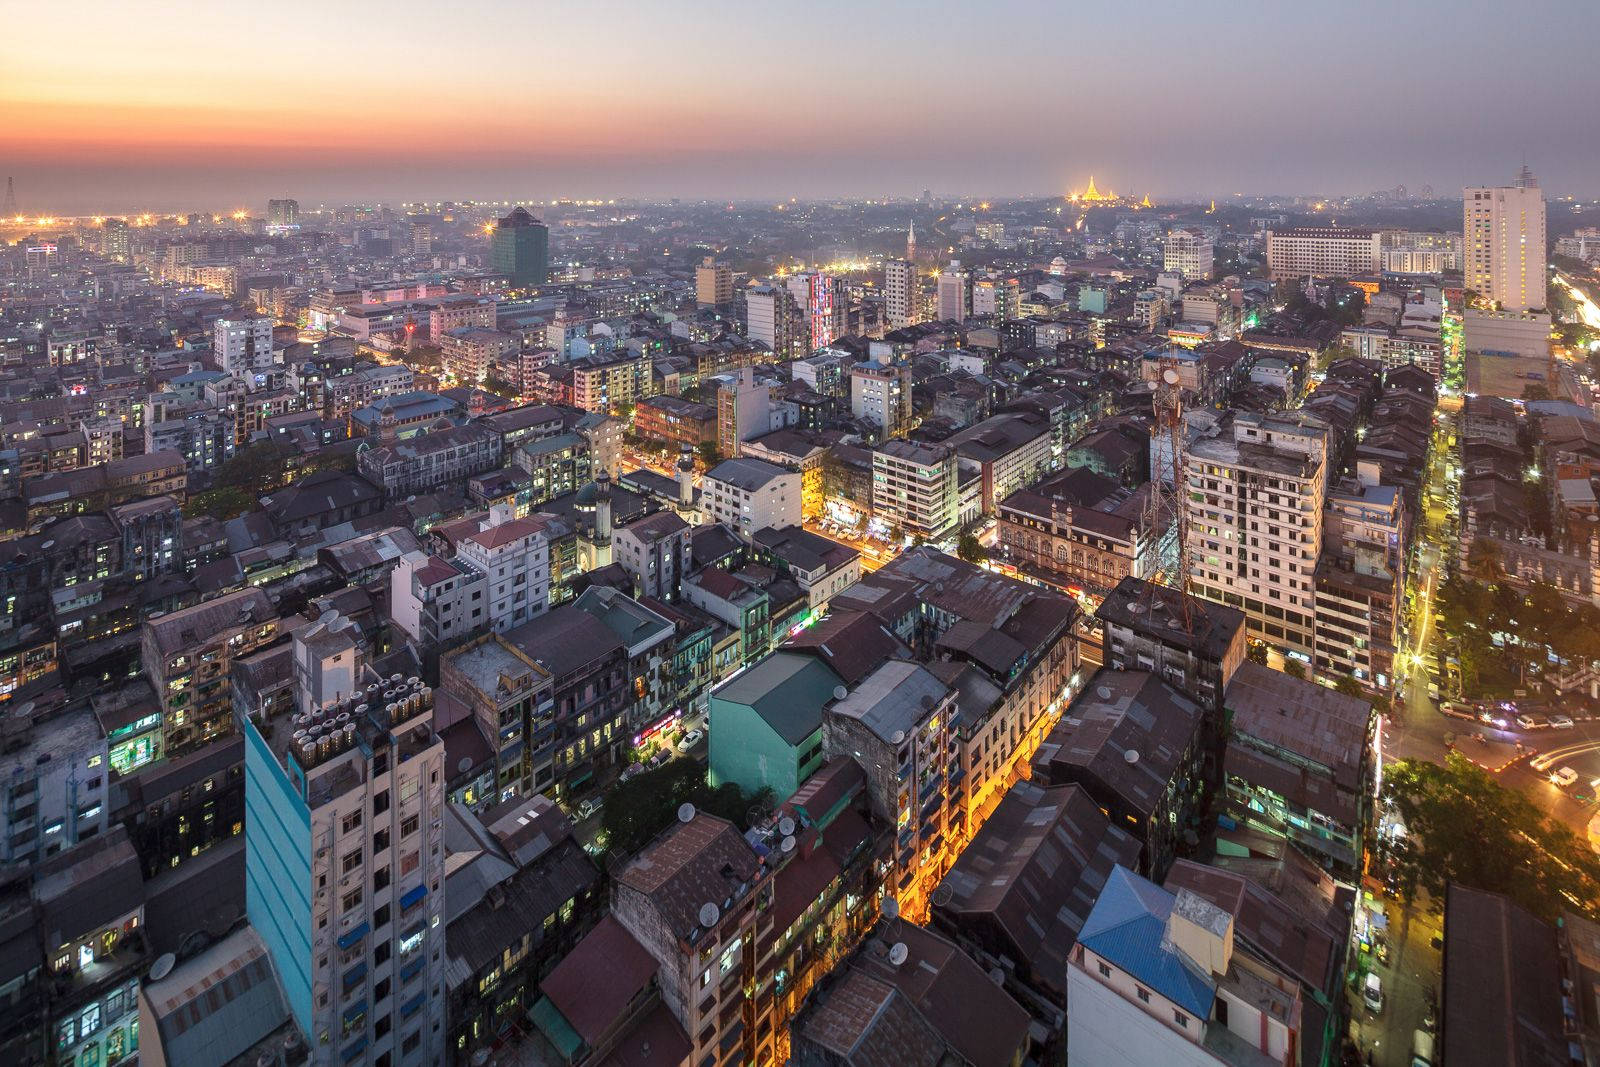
1, 178, 15, 218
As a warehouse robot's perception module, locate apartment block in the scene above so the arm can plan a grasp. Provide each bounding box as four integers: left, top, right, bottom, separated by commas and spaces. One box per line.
1186, 411, 1328, 661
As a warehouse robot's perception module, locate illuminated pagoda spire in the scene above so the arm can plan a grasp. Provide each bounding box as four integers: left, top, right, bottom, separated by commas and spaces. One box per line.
907, 219, 916, 261
1141, 192, 1153, 208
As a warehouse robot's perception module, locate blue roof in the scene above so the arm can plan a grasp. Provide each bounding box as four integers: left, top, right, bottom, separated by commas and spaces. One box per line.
1077, 866, 1216, 1018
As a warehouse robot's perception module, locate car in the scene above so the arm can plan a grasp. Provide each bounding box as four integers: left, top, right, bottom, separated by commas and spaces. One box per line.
1552, 766, 1580, 787
677, 728, 704, 753
1551, 715, 1575, 729
1516, 714, 1545, 730
577, 797, 604, 819
1363, 973, 1384, 1014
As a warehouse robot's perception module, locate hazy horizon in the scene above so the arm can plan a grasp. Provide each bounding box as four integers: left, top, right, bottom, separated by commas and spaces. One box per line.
6, 0, 1599, 215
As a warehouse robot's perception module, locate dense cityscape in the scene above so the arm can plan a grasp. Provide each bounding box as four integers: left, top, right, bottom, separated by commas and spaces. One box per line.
6, 6, 1600, 1067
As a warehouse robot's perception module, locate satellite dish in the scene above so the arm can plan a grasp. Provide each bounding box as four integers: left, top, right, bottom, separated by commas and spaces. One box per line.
1162, 367, 1181, 386
677, 803, 696, 824
989, 966, 1006, 986
778, 816, 796, 837
888, 943, 909, 967
457, 757, 473, 774
833, 686, 848, 701
781, 835, 796, 853
1124, 749, 1141, 764
882, 898, 900, 920
699, 902, 720, 927
1096, 686, 1113, 700
149, 953, 176, 981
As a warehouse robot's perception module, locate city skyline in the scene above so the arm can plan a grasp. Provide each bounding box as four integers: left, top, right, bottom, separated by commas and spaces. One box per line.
5, 0, 1600, 213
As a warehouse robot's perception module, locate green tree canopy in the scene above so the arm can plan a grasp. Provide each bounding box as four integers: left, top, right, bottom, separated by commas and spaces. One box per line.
956, 533, 988, 564
1382, 754, 1600, 922
600, 760, 772, 856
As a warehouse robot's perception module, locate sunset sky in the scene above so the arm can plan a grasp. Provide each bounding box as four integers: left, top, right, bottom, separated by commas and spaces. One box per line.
5, 0, 1599, 213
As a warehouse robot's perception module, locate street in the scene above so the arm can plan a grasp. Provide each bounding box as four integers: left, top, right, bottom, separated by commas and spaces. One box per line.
1348, 891, 1443, 1067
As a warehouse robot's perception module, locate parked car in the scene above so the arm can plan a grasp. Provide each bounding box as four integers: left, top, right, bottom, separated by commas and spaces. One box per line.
1552, 766, 1580, 788
1516, 714, 1545, 730
1363, 973, 1384, 1014
1551, 715, 1575, 729
677, 728, 704, 753
577, 797, 604, 819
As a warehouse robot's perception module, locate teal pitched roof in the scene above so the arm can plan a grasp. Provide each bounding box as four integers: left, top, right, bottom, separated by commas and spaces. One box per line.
713, 651, 841, 746
1078, 866, 1216, 1019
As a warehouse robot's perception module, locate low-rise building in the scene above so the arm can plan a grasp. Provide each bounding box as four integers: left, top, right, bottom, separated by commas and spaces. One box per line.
1222, 660, 1374, 877
702, 457, 802, 537
1032, 668, 1207, 881
1068, 866, 1305, 1067
708, 650, 840, 802
933, 779, 1140, 1022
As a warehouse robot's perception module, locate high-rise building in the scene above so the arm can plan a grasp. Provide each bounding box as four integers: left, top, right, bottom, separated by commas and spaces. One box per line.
695, 256, 733, 306
1163, 227, 1214, 281
786, 271, 842, 350
744, 284, 803, 359
1464, 166, 1547, 312
266, 198, 299, 227
213, 314, 276, 379
885, 258, 917, 328
850, 357, 913, 437
245, 674, 447, 1067
936, 261, 970, 322
871, 439, 958, 538
1264, 227, 1381, 280
717, 366, 771, 457
490, 206, 550, 287
102, 217, 130, 262
1185, 411, 1328, 663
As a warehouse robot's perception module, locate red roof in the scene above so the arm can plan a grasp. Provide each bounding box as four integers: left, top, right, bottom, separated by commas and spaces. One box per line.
539, 915, 658, 1045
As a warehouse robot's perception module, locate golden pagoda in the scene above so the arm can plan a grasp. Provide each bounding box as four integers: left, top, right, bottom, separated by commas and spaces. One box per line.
1069, 175, 1124, 205
1140, 192, 1153, 208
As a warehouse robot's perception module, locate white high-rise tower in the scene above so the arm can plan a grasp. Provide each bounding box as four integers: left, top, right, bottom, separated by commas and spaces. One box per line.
1464, 167, 1547, 311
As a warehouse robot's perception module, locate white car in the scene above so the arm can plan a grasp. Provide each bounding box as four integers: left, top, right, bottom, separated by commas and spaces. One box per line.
577, 797, 604, 819
1551, 715, 1575, 729
1552, 767, 1580, 788
1516, 714, 1544, 730
677, 728, 704, 753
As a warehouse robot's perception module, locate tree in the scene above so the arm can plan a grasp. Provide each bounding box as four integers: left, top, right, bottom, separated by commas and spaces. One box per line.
187, 486, 255, 521
695, 441, 722, 468
599, 761, 770, 856
214, 439, 289, 496
1333, 674, 1365, 700
1246, 643, 1269, 666
1283, 659, 1306, 680
1382, 755, 1600, 921
956, 533, 988, 564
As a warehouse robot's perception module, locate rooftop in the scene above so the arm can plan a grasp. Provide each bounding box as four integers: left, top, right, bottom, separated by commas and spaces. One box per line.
828, 660, 951, 744
1077, 865, 1218, 1019
1035, 668, 1204, 818
614, 813, 762, 943
1224, 660, 1372, 787
935, 781, 1140, 993
712, 651, 842, 746
705, 456, 792, 491
1097, 576, 1247, 663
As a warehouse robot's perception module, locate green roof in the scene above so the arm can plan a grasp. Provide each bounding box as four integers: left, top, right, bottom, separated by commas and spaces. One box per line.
712, 652, 842, 746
